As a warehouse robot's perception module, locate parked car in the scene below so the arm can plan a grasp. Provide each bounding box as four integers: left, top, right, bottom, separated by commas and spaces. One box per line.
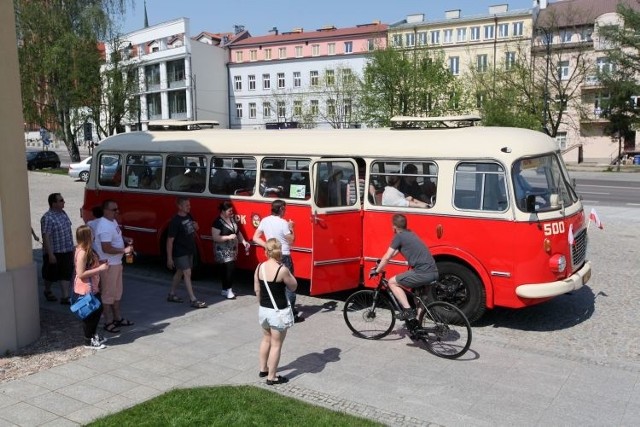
68, 156, 92, 182
26, 150, 61, 170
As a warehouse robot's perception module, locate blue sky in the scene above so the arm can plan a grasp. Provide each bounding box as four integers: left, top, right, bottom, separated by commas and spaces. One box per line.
119, 0, 536, 36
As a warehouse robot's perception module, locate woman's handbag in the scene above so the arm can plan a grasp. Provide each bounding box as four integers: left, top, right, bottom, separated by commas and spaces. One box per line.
70, 292, 101, 320
260, 264, 294, 328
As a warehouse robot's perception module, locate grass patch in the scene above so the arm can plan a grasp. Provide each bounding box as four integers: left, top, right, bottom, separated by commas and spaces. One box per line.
32, 168, 67, 176
88, 385, 382, 427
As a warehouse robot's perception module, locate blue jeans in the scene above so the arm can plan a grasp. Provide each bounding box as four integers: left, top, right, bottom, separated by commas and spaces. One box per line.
281, 255, 296, 309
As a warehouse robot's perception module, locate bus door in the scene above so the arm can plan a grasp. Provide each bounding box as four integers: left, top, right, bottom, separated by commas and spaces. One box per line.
309, 159, 362, 294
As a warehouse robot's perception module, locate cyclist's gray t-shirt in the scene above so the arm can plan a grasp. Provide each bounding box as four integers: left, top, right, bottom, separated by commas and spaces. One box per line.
390, 230, 437, 273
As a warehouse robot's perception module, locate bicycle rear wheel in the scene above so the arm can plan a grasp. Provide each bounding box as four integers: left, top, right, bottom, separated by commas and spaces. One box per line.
343, 290, 396, 339
418, 301, 472, 359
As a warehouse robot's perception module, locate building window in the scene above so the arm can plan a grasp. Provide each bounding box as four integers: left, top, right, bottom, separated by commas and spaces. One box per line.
405, 33, 415, 47
293, 71, 301, 87
561, 30, 573, 43
263, 102, 271, 118
555, 132, 567, 150
327, 99, 336, 115
505, 51, 516, 70
166, 60, 185, 87
277, 101, 286, 118
236, 103, 243, 118
513, 21, 523, 36
344, 41, 353, 53
596, 57, 615, 74
310, 70, 319, 86
263, 73, 271, 89
250, 50, 257, 61
328, 43, 335, 55
310, 100, 319, 116
235, 51, 243, 62
344, 98, 352, 117
476, 92, 485, 108
342, 68, 353, 84
249, 102, 256, 118
147, 93, 161, 119
393, 34, 402, 47
293, 100, 302, 116
449, 56, 459, 75
443, 29, 453, 44
234, 75, 242, 91
368, 39, 375, 50
277, 72, 285, 88
168, 90, 187, 118
312, 44, 320, 56
418, 31, 427, 46
145, 64, 161, 90
558, 61, 570, 80
498, 23, 509, 38
326, 69, 335, 86
264, 48, 272, 60
476, 54, 488, 72
279, 47, 287, 59
430, 30, 440, 45
295, 46, 303, 57
457, 28, 466, 42
470, 26, 480, 41
484, 25, 495, 39
248, 74, 256, 90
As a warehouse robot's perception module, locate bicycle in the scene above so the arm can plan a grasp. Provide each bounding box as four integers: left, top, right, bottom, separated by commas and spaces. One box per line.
343, 268, 472, 359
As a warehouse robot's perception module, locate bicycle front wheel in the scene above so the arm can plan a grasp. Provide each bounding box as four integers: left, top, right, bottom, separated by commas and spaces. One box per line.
418, 301, 472, 359
343, 290, 396, 340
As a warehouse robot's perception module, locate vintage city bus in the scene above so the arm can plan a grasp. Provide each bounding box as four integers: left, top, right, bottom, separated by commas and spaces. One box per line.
82, 117, 591, 322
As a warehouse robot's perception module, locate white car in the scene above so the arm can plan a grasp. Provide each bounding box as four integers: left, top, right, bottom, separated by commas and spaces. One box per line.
68, 156, 91, 182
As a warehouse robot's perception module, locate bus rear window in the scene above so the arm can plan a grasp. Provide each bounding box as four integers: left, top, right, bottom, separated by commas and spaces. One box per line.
97, 154, 122, 187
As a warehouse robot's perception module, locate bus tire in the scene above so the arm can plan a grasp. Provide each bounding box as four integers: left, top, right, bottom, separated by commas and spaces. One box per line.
424, 261, 486, 323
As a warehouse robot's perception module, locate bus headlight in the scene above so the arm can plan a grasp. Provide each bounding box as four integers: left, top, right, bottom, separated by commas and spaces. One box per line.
549, 254, 566, 273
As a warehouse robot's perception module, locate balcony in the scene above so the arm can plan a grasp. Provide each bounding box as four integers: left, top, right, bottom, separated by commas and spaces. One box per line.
580, 108, 610, 124
581, 75, 603, 92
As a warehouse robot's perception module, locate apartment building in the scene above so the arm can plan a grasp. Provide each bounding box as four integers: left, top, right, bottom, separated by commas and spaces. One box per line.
533, 0, 640, 163
227, 23, 388, 129
105, 18, 229, 131
389, 5, 533, 87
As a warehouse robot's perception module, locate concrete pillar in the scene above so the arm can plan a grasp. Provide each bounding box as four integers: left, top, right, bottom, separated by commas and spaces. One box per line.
0, 0, 40, 352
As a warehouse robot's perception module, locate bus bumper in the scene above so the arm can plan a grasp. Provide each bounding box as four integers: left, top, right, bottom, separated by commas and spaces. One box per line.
515, 261, 592, 299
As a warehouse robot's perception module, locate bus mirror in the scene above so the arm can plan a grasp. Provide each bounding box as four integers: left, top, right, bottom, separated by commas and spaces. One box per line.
525, 194, 537, 212
549, 194, 560, 209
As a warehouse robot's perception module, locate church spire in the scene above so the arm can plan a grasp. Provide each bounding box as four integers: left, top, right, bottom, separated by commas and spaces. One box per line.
144, 0, 149, 28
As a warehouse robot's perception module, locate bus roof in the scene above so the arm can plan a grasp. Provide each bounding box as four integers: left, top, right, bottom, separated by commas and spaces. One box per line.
96, 127, 558, 162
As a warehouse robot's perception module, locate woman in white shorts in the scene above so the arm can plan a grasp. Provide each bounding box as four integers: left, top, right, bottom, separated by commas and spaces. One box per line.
254, 238, 298, 385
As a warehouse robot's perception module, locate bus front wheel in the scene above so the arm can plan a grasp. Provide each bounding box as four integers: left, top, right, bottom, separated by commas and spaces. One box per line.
425, 261, 486, 323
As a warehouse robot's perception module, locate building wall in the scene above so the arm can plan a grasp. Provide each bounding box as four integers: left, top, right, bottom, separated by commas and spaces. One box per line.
0, 0, 40, 353
191, 40, 229, 127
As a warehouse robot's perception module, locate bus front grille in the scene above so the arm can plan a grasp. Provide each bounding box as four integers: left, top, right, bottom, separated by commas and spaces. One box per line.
571, 228, 588, 269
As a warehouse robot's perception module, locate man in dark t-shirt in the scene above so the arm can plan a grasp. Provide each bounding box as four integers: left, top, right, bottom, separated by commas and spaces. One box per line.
166, 197, 207, 308
371, 214, 438, 321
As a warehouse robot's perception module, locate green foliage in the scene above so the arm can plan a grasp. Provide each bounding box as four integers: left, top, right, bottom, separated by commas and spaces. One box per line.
14, 0, 128, 161
88, 386, 383, 427
361, 47, 467, 127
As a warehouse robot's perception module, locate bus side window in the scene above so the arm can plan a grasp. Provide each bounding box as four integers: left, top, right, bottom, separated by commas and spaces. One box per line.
260, 157, 309, 200
98, 154, 122, 187
454, 162, 506, 211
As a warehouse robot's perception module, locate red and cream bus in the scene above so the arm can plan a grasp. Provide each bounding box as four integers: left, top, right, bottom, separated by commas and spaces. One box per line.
82, 117, 591, 321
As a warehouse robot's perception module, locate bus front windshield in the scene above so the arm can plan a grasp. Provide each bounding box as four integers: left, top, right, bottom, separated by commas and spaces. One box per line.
512, 154, 578, 212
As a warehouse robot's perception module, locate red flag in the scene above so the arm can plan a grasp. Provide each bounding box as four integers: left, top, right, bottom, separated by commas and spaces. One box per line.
567, 223, 575, 245
589, 208, 603, 229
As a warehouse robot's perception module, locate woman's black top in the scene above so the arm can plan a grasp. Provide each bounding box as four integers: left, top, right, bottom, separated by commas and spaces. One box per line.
259, 264, 288, 309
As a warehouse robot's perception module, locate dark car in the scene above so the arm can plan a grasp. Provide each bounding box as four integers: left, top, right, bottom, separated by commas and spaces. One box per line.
26, 150, 61, 170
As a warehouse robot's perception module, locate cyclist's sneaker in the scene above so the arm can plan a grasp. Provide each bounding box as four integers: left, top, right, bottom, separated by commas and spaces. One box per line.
406, 318, 420, 332
395, 308, 416, 321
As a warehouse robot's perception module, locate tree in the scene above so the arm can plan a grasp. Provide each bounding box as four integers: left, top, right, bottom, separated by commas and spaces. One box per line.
14, 0, 128, 161
361, 47, 466, 127
316, 66, 362, 129
597, 2, 640, 158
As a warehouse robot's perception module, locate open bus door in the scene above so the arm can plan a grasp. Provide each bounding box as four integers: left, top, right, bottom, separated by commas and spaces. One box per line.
309, 158, 362, 295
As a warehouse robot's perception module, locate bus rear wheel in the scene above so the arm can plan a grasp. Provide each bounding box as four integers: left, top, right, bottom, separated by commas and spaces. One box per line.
424, 261, 486, 323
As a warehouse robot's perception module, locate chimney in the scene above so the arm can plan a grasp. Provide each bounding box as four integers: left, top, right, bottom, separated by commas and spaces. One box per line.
445, 9, 461, 19
406, 13, 425, 24
269, 26, 278, 35
488, 4, 508, 14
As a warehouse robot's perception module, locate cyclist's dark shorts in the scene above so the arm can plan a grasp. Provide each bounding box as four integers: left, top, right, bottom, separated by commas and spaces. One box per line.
396, 270, 438, 288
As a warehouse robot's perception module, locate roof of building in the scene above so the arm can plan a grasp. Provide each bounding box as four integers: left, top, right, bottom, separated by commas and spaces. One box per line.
537, 0, 640, 27
229, 23, 388, 47
391, 8, 532, 29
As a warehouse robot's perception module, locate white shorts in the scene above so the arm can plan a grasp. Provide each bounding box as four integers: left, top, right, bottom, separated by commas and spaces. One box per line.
258, 306, 290, 332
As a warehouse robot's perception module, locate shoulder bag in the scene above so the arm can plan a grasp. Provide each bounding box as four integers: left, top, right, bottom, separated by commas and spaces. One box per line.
260, 263, 294, 329
70, 278, 101, 320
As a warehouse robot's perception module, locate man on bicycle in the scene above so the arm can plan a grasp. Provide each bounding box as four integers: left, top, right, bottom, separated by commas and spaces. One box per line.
371, 214, 438, 322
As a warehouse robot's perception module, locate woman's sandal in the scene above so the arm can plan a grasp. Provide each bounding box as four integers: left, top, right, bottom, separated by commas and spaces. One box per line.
167, 294, 183, 303
259, 371, 268, 378
266, 375, 289, 385
190, 300, 207, 309
43, 291, 57, 302
103, 322, 121, 333
114, 318, 134, 327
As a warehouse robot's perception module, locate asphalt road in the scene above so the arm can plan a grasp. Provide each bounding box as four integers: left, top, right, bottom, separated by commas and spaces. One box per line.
571, 172, 640, 207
